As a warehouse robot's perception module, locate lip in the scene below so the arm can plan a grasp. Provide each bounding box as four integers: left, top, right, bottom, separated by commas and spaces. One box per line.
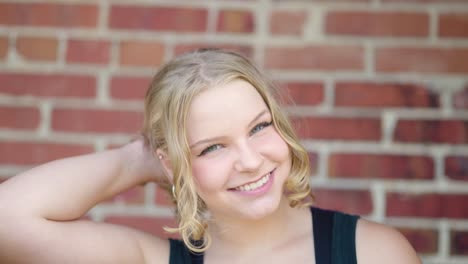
230, 169, 274, 189
229, 169, 275, 196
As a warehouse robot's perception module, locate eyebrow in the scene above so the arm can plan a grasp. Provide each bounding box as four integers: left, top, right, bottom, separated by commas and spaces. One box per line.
189, 109, 270, 149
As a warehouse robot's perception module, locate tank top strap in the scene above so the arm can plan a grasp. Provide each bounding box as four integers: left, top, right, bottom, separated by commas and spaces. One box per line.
331, 211, 359, 264
168, 239, 204, 264
311, 207, 334, 264
169, 239, 192, 264
310, 207, 360, 264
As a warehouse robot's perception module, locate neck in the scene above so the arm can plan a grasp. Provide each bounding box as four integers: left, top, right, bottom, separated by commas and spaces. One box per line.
206, 196, 309, 255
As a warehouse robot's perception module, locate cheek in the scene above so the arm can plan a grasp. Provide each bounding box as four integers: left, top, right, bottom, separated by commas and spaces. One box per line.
191, 158, 231, 194
256, 129, 290, 161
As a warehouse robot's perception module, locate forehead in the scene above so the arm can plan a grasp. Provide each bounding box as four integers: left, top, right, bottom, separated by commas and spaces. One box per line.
186, 79, 268, 142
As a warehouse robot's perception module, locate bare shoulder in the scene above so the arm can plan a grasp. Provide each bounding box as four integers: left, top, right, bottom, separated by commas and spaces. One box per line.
355, 219, 422, 264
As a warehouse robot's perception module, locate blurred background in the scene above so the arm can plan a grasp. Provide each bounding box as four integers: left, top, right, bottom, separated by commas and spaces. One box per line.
0, 0, 467, 263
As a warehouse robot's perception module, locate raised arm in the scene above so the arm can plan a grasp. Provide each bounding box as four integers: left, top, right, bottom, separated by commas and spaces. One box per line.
0, 138, 169, 264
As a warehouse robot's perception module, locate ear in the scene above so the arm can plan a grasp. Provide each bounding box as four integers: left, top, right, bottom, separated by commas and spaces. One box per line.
155, 149, 174, 184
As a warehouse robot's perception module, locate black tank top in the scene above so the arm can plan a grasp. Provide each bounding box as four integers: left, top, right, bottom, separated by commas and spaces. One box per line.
169, 207, 359, 264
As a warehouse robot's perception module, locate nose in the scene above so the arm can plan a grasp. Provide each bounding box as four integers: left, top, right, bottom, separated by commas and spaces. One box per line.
234, 140, 263, 174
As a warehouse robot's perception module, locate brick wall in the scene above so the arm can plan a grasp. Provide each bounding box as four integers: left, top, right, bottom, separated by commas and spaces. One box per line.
0, 1, 467, 263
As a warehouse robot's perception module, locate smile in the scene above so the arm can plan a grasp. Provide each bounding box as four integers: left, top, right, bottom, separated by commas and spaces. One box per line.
234, 171, 272, 192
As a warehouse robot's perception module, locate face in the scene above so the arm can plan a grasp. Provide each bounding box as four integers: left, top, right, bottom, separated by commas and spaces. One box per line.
186, 79, 291, 221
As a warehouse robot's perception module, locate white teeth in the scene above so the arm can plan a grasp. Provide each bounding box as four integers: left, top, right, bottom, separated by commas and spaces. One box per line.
235, 172, 271, 192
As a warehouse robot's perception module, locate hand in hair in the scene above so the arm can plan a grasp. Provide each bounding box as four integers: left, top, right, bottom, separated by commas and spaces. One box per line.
125, 136, 168, 185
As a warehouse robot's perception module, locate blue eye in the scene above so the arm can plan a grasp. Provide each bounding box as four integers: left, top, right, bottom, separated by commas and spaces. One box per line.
250, 121, 272, 135
199, 144, 222, 156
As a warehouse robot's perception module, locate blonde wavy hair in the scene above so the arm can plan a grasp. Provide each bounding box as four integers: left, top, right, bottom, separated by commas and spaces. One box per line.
142, 49, 313, 252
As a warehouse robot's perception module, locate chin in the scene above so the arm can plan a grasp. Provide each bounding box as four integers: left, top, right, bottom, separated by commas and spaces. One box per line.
243, 203, 280, 220
249, 174, 289, 219
238, 184, 286, 220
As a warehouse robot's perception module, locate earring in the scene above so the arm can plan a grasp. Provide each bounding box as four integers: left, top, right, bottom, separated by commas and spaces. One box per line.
158, 154, 163, 160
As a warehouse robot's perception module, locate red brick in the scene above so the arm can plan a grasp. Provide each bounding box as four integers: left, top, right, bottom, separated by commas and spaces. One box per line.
292, 117, 381, 141
451, 230, 468, 256
110, 76, 151, 100
277, 82, 324, 106
155, 186, 174, 207
109, 6, 207, 32
0, 37, 8, 59
383, 0, 468, 3
376, 47, 468, 74
313, 188, 373, 215
439, 13, 468, 38
51, 108, 143, 133
386, 193, 468, 218
174, 44, 253, 58
265, 46, 364, 71
394, 120, 467, 144
104, 186, 145, 205
397, 228, 438, 254
270, 10, 306, 36
0, 106, 40, 130
329, 153, 434, 180
309, 152, 318, 175
0, 141, 93, 165
66, 39, 110, 64
0, 73, 96, 98
445, 156, 468, 181
217, 10, 255, 33
326, 11, 428, 37
285, 0, 369, 1
454, 86, 468, 109
104, 215, 178, 238
119, 40, 165, 67
335, 82, 439, 108
0, 3, 98, 28
270, 0, 369, 2
16, 36, 58, 61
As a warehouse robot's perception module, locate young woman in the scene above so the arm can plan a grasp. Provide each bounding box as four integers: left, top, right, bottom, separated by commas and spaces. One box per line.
0, 49, 421, 264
